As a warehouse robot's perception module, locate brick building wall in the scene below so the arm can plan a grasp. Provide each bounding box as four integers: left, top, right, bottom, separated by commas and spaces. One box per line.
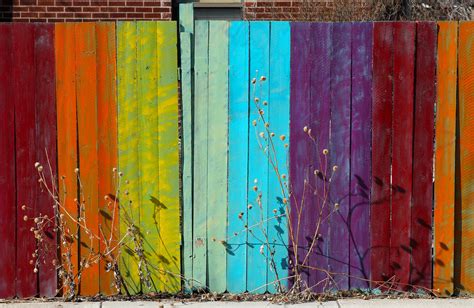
0, 0, 172, 22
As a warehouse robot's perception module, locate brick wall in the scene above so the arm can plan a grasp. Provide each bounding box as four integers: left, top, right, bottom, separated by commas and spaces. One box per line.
0, 0, 172, 22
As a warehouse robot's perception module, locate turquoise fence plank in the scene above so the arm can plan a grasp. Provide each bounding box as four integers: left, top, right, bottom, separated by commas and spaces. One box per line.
247, 21, 270, 293
267, 21, 290, 293
227, 21, 250, 294
207, 20, 229, 293
193, 20, 209, 290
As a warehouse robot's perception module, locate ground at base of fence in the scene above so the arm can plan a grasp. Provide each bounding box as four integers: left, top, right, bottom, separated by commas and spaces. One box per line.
1, 299, 474, 308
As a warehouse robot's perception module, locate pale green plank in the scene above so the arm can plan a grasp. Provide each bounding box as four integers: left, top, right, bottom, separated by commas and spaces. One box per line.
117, 21, 141, 294
192, 20, 209, 290
136, 21, 161, 293
207, 20, 229, 293
156, 21, 181, 292
179, 3, 194, 34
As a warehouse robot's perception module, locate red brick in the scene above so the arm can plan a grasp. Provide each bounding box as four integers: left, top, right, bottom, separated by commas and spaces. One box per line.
126, 12, 143, 18
74, 12, 91, 18
47, 18, 65, 22
73, 0, 89, 5
82, 6, 99, 12
144, 12, 161, 18
109, 1, 126, 6
118, 6, 134, 12
153, 7, 169, 12
29, 6, 46, 12
47, 6, 64, 12
92, 12, 109, 18
30, 18, 47, 21
37, 0, 54, 5
127, 1, 143, 6
21, 11, 38, 17
20, 0, 37, 5
135, 7, 152, 12
110, 12, 126, 18
57, 12, 73, 17
65, 6, 81, 12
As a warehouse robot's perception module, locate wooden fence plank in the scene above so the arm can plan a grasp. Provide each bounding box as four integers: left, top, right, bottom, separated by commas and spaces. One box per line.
34, 23, 58, 297
13, 23, 38, 298
207, 20, 229, 293
350, 22, 372, 289
411, 21, 436, 289
309, 23, 332, 292
391, 22, 415, 289
156, 21, 180, 292
227, 21, 249, 294
55, 22, 79, 296
247, 21, 270, 293
75, 22, 100, 296
289, 22, 312, 290
371, 22, 393, 286
0, 24, 16, 299
136, 21, 161, 293
117, 21, 141, 294
267, 21, 290, 293
458, 21, 474, 293
192, 20, 209, 290
96, 22, 118, 295
329, 22, 351, 291
434, 21, 458, 296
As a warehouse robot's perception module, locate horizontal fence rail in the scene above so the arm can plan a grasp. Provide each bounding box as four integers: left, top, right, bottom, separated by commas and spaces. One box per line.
0, 20, 473, 298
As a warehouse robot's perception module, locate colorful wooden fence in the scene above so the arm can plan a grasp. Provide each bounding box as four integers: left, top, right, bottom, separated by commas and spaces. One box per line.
0, 21, 179, 298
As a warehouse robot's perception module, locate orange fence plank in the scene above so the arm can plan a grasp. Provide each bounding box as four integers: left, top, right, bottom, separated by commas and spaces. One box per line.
458, 21, 474, 294
434, 21, 457, 296
75, 22, 100, 296
96, 22, 118, 295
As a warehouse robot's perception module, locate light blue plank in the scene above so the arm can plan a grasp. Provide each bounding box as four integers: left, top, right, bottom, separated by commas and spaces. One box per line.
247, 21, 270, 293
227, 21, 250, 294
207, 20, 229, 293
192, 20, 209, 290
267, 21, 290, 293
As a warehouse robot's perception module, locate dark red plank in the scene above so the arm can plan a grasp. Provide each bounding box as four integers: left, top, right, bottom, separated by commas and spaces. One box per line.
13, 23, 38, 298
328, 22, 351, 290
350, 22, 373, 289
309, 22, 332, 292
391, 22, 415, 290
410, 22, 436, 289
289, 22, 313, 289
0, 24, 16, 299
371, 22, 393, 286
35, 24, 58, 297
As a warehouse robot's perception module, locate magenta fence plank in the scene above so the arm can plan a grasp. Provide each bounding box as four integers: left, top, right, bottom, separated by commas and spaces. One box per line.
411, 21, 436, 289
34, 23, 58, 297
328, 22, 351, 290
289, 22, 312, 289
0, 24, 16, 299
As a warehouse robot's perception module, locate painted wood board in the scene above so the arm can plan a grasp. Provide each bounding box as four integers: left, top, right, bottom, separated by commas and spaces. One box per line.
96, 22, 118, 295
289, 22, 312, 290
179, 2, 194, 34
13, 23, 38, 298
136, 21, 161, 293
34, 23, 58, 297
0, 24, 16, 299
156, 21, 181, 292
55, 22, 79, 296
192, 20, 209, 290
411, 21, 436, 289
371, 22, 393, 286
458, 21, 474, 293
328, 22, 351, 291
391, 22, 415, 289
267, 21, 290, 293
227, 20, 250, 294
349, 22, 372, 289
309, 22, 332, 292
434, 21, 458, 296
75, 22, 100, 296
207, 20, 229, 293
117, 21, 141, 294
247, 21, 270, 293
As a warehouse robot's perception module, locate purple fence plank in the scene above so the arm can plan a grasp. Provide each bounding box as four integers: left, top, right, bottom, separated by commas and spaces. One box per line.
289, 22, 313, 290
309, 22, 332, 292
328, 22, 352, 291
350, 22, 373, 289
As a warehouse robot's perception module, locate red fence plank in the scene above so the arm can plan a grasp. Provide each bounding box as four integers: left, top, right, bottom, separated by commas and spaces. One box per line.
0, 24, 16, 299
371, 22, 393, 286
391, 22, 415, 289
411, 22, 436, 289
35, 23, 58, 298
13, 23, 38, 298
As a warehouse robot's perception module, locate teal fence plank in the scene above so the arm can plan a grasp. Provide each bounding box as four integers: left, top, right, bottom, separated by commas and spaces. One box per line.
227, 21, 250, 294
192, 20, 209, 290
247, 21, 271, 293
267, 21, 291, 293
207, 20, 229, 293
